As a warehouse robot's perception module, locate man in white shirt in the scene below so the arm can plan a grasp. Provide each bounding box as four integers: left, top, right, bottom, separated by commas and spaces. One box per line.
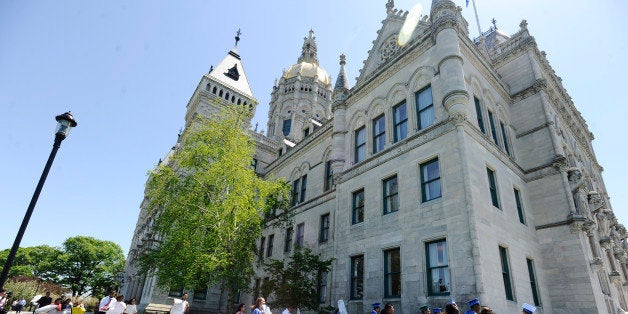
281, 305, 296, 314
105, 296, 126, 314
169, 293, 189, 314
99, 291, 116, 314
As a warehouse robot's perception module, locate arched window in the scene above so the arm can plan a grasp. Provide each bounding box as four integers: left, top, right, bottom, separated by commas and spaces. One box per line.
219, 90, 223, 97
237, 99, 241, 105
225, 92, 230, 100
231, 96, 235, 103
212, 86, 217, 94
205, 84, 211, 91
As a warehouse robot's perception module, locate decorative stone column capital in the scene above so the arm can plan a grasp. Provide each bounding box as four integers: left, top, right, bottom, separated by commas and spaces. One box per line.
590, 257, 603, 270
609, 271, 622, 285
600, 237, 612, 250
552, 155, 569, 172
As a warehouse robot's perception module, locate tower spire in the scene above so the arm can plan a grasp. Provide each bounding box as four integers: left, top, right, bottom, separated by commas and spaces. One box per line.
334, 54, 350, 90
297, 29, 319, 65
386, 0, 394, 14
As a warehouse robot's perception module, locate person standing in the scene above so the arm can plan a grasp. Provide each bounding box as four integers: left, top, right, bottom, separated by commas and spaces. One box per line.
0, 290, 8, 314
169, 293, 189, 314
105, 295, 126, 314
123, 299, 137, 314
521, 303, 536, 314
370, 303, 381, 314
419, 304, 431, 314
36, 292, 53, 313
234, 303, 246, 314
281, 305, 295, 314
99, 291, 116, 314
250, 297, 266, 314
464, 299, 480, 314
17, 298, 27, 314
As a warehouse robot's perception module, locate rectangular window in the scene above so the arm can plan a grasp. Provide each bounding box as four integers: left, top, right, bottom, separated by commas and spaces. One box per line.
420, 159, 442, 202
416, 86, 434, 130
319, 213, 330, 243
527, 258, 541, 306
514, 188, 525, 224
318, 270, 328, 303
393, 101, 408, 142
384, 248, 401, 298
296, 223, 305, 247
350, 255, 364, 300
259, 237, 265, 260
354, 126, 366, 163
284, 227, 293, 253
266, 234, 274, 257
488, 110, 499, 145
487, 168, 500, 208
300, 174, 307, 203
304, 127, 310, 138
474, 97, 486, 134
282, 119, 292, 136
352, 189, 365, 224
193, 287, 207, 300
499, 246, 514, 301
383, 175, 399, 214
324, 160, 333, 191
291, 179, 300, 207
168, 287, 183, 298
373, 114, 386, 153
426, 240, 451, 295
500, 122, 511, 155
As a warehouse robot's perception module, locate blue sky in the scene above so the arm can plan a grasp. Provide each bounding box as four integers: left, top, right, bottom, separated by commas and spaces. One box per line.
1, 0, 626, 254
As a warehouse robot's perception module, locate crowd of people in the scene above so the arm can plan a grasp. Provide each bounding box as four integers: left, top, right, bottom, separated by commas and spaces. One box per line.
0, 289, 138, 314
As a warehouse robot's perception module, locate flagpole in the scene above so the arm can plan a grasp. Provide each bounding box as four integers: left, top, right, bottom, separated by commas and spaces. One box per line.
471, 0, 482, 37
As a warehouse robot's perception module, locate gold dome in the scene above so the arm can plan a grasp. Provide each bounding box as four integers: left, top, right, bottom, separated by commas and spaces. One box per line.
283, 61, 331, 86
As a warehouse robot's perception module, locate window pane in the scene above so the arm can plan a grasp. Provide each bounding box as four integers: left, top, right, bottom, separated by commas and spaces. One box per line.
351, 255, 364, 300
282, 119, 292, 136
384, 249, 401, 297
426, 240, 450, 295
421, 159, 441, 202
373, 115, 386, 153
419, 105, 435, 129
417, 86, 433, 110
394, 102, 407, 142
355, 127, 366, 163
353, 190, 365, 224
384, 176, 399, 214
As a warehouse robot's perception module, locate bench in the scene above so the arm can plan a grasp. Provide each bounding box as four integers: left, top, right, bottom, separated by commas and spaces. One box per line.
144, 303, 172, 314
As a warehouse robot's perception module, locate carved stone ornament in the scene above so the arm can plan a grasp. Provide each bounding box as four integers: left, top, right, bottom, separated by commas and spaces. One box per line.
449, 111, 467, 126
600, 237, 612, 250
609, 271, 622, 285
597, 210, 612, 238
551, 155, 569, 172
588, 190, 603, 213
379, 36, 401, 64
590, 257, 603, 270
570, 218, 585, 233
583, 219, 597, 236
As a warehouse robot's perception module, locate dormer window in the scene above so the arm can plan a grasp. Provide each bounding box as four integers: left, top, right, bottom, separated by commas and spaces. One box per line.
225, 64, 240, 81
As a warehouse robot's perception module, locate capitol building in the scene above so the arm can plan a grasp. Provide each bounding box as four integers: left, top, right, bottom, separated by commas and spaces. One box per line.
121, 0, 628, 313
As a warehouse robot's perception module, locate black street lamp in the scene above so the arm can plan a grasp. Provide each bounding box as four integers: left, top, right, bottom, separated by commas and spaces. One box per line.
0, 112, 77, 289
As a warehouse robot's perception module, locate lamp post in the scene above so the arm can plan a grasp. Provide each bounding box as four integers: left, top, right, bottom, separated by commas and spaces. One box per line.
0, 112, 77, 289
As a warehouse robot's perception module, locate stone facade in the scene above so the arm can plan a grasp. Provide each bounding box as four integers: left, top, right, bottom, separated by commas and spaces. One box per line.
122, 1, 628, 313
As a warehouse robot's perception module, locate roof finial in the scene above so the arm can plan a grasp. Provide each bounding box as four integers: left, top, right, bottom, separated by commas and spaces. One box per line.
235, 28, 242, 46
334, 54, 350, 90
386, 0, 394, 14
297, 30, 319, 65
491, 18, 497, 30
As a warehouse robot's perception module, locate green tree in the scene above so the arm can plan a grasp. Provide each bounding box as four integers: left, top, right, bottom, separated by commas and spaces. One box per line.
138, 105, 290, 314
0, 245, 61, 281
56, 236, 125, 296
261, 247, 333, 311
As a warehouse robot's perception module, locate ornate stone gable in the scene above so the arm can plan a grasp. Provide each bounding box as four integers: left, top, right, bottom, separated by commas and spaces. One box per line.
356, 5, 430, 85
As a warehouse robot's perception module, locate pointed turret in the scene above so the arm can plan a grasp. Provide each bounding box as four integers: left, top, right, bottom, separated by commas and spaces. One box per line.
334, 54, 350, 91
184, 29, 257, 127
297, 29, 319, 65
207, 29, 254, 99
